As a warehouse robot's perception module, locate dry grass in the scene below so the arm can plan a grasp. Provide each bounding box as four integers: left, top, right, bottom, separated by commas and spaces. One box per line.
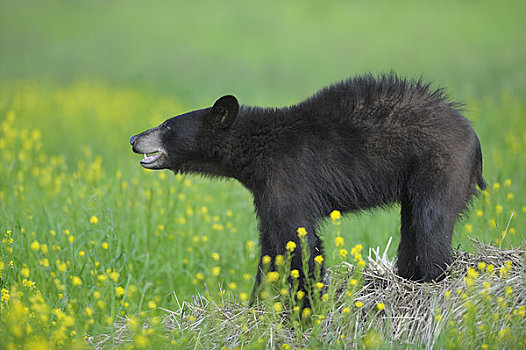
90, 239, 525, 349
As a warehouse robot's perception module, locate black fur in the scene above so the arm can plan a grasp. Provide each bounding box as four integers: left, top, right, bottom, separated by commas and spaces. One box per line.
130, 74, 485, 300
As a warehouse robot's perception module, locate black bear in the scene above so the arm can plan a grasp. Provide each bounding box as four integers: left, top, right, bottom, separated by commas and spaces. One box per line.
130, 74, 485, 299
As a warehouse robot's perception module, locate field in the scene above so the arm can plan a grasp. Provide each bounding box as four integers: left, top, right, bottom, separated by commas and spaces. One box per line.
1, 0, 525, 348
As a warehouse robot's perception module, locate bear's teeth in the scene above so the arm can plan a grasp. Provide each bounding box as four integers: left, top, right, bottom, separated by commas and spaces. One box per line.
144, 154, 147, 159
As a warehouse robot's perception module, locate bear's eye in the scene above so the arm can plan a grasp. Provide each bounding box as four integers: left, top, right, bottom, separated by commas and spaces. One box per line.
162, 122, 171, 130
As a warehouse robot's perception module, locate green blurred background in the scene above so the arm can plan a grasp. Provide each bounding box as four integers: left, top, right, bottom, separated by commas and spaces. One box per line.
2, 0, 525, 105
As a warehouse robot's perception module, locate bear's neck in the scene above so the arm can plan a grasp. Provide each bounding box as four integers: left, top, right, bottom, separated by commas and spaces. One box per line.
210, 106, 289, 192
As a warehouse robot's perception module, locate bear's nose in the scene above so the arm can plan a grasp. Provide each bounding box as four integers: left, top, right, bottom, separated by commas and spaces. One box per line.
129, 134, 138, 145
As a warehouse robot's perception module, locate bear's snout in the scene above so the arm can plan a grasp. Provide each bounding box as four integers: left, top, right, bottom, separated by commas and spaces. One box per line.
129, 134, 139, 146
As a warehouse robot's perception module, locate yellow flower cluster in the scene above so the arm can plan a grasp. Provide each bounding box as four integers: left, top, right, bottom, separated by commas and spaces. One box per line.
267, 271, 279, 283
297, 227, 307, 239
330, 210, 341, 222
285, 241, 297, 252
350, 244, 366, 268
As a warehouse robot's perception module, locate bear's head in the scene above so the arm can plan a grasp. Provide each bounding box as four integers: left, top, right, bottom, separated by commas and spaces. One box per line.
130, 95, 239, 172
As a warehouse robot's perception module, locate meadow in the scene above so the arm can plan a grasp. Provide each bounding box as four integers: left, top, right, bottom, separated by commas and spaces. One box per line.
1, 0, 525, 348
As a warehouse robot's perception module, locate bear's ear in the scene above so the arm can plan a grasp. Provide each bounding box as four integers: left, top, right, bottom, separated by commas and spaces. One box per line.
209, 95, 239, 129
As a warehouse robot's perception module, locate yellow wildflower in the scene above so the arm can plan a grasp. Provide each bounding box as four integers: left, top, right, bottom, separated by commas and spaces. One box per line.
228, 282, 237, 290
262, 255, 271, 265
274, 302, 283, 312
21, 267, 30, 278
72, 276, 82, 286
1, 288, 9, 303
267, 271, 279, 283
334, 236, 344, 247
85, 306, 93, 316
316, 282, 324, 290
290, 269, 300, 279
212, 267, 221, 276
212, 252, 220, 261
285, 241, 296, 252
467, 267, 479, 280
296, 290, 305, 300
297, 227, 307, 238
102, 242, 109, 250
376, 302, 385, 311
109, 270, 119, 282
339, 249, 348, 258
354, 243, 363, 252
115, 286, 125, 297
275, 255, 284, 266
355, 301, 363, 308
302, 308, 312, 318
342, 307, 350, 314
90, 216, 99, 224
489, 219, 497, 229
499, 266, 508, 278
135, 335, 148, 348
314, 255, 324, 264
330, 210, 341, 221
486, 264, 494, 274
30, 240, 40, 251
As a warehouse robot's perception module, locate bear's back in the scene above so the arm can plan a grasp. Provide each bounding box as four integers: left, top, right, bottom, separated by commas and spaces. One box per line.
293, 74, 460, 125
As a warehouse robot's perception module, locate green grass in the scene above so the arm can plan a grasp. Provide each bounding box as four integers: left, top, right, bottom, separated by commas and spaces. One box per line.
0, 0, 525, 348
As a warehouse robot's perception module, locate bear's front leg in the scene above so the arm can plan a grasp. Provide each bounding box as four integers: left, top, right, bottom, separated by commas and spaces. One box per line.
249, 214, 324, 306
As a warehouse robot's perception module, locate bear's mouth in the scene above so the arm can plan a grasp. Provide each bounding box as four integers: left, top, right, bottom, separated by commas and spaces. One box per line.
140, 151, 165, 168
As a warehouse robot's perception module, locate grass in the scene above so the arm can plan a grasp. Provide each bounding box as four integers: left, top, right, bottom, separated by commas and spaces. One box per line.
89, 240, 526, 349
0, 0, 525, 348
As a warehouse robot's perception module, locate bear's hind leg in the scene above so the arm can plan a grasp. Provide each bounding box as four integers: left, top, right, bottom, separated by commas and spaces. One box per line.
411, 191, 456, 282
397, 197, 421, 280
